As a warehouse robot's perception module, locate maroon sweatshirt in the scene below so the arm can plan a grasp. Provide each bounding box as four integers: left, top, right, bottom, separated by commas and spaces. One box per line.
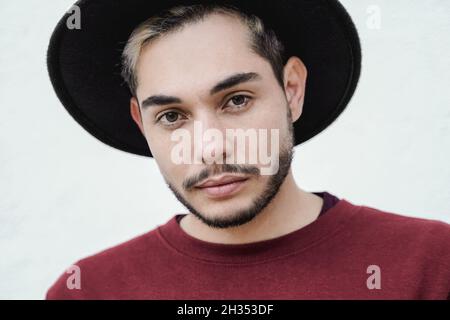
46, 193, 450, 299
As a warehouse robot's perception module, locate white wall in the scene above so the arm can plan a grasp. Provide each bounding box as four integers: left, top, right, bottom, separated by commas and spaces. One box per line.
0, 0, 449, 299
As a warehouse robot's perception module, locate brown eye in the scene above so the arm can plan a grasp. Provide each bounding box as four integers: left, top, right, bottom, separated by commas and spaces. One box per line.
164, 112, 179, 123
226, 95, 251, 110
157, 111, 185, 127
231, 95, 246, 106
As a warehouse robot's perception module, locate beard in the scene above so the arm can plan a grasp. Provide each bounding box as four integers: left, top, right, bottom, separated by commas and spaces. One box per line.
165, 107, 295, 229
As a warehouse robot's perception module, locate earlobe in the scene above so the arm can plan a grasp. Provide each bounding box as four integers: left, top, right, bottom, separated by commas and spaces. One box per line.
130, 97, 145, 135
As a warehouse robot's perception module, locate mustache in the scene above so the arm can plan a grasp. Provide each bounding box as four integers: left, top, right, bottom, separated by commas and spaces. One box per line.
183, 164, 260, 190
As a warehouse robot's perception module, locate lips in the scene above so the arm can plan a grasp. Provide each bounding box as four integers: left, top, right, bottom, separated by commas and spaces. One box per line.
196, 175, 248, 188
195, 175, 249, 198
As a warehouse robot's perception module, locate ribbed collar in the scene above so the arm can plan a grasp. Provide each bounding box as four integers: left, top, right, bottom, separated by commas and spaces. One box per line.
157, 198, 360, 265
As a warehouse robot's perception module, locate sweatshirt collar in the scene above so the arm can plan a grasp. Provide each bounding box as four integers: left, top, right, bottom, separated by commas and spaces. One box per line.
157, 198, 361, 265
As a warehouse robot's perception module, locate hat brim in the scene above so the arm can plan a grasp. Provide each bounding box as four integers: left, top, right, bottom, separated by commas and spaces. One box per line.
47, 0, 361, 157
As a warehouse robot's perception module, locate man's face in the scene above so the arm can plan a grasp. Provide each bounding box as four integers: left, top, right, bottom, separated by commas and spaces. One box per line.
133, 13, 298, 228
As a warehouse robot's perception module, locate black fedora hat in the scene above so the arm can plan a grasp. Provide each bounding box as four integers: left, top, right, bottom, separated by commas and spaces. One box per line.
47, 0, 361, 158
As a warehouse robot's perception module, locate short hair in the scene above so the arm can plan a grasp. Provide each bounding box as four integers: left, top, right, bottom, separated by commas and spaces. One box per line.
121, 3, 286, 97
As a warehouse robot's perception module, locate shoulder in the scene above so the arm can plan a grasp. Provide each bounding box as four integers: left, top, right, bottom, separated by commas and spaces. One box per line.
350, 203, 450, 266
45, 226, 164, 300
355, 203, 450, 238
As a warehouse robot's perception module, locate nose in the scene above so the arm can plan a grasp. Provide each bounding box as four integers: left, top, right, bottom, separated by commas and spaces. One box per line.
192, 112, 233, 165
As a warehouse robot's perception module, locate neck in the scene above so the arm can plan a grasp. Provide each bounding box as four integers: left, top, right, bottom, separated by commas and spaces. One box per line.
179, 169, 324, 244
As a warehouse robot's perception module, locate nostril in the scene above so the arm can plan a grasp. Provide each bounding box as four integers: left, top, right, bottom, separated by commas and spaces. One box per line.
202, 147, 227, 164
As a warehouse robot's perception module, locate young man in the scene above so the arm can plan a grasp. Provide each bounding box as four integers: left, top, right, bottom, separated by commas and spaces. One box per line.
46, 1, 450, 299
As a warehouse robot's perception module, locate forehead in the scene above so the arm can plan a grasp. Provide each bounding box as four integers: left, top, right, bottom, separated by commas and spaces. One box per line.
135, 13, 271, 98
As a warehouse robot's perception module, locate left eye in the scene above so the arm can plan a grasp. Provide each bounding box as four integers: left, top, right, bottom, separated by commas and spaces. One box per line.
225, 95, 251, 110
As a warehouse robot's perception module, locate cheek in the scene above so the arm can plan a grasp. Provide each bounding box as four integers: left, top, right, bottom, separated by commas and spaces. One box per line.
247, 97, 285, 128
247, 107, 285, 133
248, 107, 287, 160
144, 130, 170, 158
145, 135, 174, 172
155, 160, 185, 187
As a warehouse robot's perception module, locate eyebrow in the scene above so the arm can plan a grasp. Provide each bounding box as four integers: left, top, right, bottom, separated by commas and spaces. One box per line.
140, 72, 262, 109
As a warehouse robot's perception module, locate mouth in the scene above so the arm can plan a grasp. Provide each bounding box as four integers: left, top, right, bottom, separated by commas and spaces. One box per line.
195, 177, 249, 199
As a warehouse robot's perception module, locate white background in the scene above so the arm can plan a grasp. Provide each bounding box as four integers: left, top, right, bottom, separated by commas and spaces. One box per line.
0, 0, 449, 299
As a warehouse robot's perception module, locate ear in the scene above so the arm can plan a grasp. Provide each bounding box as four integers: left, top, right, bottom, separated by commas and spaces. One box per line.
283, 56, 308, 123
130, 97, 145, 135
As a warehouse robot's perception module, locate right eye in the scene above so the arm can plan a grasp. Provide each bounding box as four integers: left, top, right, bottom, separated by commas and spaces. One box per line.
157, 111, 186, 127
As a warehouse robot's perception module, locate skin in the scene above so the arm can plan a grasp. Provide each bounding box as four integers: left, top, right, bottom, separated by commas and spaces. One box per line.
129, 13, 323, 244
